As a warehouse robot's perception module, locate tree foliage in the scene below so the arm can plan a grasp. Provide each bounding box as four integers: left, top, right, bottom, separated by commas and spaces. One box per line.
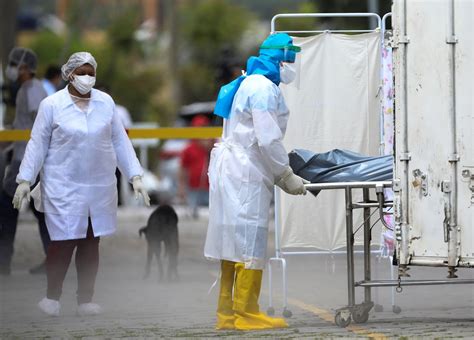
26, 4, 164, 123
178, 0, 256, 103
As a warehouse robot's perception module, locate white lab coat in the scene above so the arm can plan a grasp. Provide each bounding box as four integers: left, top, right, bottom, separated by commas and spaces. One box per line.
204, 74, 290, 269
18, 88, 143, 240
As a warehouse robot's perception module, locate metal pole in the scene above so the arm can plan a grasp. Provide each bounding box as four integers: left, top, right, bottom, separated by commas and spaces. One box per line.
274, 187, 282, 258
446, 0, 459, 270
305, 181, 392, 191
345, 187, 355, 307
268, 260, 273, 310
271, 13, 382, 34
382, 13, 392, 43
356, 278, 474, 287
281, 258, 288, 310
394, 0, 411, 267
363, 188, 372, 304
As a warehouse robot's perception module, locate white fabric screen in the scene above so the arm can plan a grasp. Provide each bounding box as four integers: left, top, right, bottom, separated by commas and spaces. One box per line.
279, 32, 382, 251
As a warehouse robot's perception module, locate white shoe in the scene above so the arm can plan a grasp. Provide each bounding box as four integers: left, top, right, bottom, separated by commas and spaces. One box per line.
77, 302, 102, 316
38, 297, 60, 316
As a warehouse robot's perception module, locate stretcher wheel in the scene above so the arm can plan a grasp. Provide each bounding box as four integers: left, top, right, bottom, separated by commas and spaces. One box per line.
374, 304, 384, 312
266, 307, 275, 316
392, 305, 402, 314
282, 308, 292, 318
352, 310, 369, 324
335, 311, 351, 328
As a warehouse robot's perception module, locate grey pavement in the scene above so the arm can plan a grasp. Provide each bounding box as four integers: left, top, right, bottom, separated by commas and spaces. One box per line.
1, 206, 473, 339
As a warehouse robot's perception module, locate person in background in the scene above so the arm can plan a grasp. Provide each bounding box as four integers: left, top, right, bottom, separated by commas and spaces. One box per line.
115, 104, 132, 129
205, 33, 308, 330
0, 47, 50, 276
12, 52, 150, 316
41, 65, 62, 96
114, 104, 133, 205
178, 115, 213, 219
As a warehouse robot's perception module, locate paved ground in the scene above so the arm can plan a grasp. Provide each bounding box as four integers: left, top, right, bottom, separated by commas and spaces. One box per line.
1, 206, 473, 339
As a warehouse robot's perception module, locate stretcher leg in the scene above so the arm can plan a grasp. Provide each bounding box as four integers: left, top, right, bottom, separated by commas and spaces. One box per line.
266, 257, 292, 317
267, 259, 275, 315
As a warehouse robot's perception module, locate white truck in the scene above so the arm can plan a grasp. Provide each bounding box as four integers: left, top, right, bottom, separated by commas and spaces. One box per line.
393, 0, 473, 275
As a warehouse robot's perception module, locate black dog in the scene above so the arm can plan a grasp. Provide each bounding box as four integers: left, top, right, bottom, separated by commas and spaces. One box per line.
139, 205, 179, 281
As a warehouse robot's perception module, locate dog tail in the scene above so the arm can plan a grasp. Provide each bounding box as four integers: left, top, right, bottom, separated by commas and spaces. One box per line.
139, 226, 147, 237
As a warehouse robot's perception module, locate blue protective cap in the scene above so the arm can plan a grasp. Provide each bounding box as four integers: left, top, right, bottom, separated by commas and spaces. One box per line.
214, 33, 301, 119
259, 33, 301, 63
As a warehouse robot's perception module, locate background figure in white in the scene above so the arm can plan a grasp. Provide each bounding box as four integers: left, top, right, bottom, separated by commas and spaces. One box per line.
115, 104, 132, 129
41, 65, 62, 96
115, 104, 133, 205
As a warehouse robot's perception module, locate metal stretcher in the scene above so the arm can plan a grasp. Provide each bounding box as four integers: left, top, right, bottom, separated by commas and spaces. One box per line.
268, 11, 474, 328
268, 181, 393, 326
267, 11, 395, 326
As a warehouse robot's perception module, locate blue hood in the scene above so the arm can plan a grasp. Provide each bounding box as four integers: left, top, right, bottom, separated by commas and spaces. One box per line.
214, 33, 300, 119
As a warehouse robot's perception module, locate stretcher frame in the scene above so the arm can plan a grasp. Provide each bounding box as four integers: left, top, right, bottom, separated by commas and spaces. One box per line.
268, 11, 393, 321
268, 181, 394, 323
268, 12, 474, 328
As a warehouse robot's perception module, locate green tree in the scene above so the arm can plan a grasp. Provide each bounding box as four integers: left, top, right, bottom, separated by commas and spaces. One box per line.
179, 0, 256, 103
273, 2, 320, 34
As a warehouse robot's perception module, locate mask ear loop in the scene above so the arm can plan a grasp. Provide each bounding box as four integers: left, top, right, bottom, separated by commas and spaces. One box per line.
12, 50, 27, 75
67, 69, 77, 83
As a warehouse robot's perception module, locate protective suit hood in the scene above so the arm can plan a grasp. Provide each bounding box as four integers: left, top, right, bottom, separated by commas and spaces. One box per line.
214, 33, 300, 119
245, 56, 280, 85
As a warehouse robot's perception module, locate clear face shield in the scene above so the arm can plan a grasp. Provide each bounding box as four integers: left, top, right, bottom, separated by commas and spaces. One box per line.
259, 43, 302, 88
281, 46, 302, 89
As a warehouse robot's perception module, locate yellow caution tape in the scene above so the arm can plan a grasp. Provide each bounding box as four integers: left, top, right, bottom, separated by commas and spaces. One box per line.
0, 127, 223, 142
0, 130, 31, 142
128, 127, 222, 139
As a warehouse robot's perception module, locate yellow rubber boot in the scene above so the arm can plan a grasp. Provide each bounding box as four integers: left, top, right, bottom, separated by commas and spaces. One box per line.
233, 263, 288, 330
216, 260, 236, 330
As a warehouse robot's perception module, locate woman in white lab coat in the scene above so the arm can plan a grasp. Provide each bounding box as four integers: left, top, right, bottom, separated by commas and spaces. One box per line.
205, 33, 308, 330
12, 52, 150, 316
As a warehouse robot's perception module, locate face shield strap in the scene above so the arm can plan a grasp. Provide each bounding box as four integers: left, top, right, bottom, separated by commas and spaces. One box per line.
260, 45, 301, 63
259, 45, 302, 52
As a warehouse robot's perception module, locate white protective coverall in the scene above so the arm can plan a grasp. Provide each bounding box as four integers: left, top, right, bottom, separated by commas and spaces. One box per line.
17, 87, 143, 240
204, 74, 290, 269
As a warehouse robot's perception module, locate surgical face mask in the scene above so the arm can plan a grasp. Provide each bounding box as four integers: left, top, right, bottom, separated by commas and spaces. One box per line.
5, 65, 19, 82
5, 50, 27, 82
279, 62, 296, 84
71, 74, 96, 95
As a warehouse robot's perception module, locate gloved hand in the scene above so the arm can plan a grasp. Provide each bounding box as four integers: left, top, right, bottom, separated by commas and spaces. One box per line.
12, 181, 31, 210
276, 167, 309, 195
132, 176, 150, 206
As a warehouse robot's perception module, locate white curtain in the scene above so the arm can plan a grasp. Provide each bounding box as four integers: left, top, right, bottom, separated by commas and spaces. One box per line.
279, 32, 382, 251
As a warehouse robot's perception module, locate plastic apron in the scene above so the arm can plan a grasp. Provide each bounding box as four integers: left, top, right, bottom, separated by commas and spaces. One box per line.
204, 75, 289, 270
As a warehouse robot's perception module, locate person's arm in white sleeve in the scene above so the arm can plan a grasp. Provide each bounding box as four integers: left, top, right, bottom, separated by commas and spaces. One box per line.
17, 99, 53, 184
251, 84, 290, 180
251, 84, 308, 195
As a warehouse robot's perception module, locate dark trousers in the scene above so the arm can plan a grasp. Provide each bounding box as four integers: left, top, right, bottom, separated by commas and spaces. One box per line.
46, 223, 100, 304
0, 190, 50, 270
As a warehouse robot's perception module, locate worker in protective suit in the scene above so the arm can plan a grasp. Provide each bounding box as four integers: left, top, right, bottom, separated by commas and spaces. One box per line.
12, 52, 150, 317
205, 33, 308, 330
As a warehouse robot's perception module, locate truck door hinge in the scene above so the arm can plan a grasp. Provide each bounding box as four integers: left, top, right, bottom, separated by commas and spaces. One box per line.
399, 153, 411, 162
446, 36, 458, 44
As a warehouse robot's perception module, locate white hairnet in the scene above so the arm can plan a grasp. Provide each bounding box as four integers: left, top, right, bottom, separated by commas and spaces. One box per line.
61, 52, 97, 81
8, 47, 38, 72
